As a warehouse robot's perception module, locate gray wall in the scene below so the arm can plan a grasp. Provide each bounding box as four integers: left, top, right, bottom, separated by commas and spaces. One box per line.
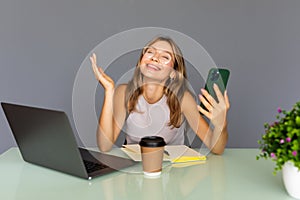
1, 0, 300, 154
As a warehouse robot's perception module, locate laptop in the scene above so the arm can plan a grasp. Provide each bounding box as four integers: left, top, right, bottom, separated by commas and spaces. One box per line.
1, 102, 137, 180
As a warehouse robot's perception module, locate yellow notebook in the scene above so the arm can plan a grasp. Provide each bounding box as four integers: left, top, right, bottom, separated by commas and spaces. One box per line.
165, 145, 206, 163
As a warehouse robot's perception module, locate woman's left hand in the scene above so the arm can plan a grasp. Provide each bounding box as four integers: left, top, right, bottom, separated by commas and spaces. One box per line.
197, 84, 230, 130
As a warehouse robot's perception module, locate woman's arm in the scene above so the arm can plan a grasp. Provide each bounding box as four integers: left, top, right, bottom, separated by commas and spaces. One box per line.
97, 85, 127, 152
90, 53, 127, 152
181, 84, 230, 154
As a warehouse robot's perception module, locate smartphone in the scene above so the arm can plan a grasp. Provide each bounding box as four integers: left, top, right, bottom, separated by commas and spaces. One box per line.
200, 67, 230, 111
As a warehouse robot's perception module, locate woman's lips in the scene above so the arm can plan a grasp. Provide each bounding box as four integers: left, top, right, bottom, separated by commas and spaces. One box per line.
146, 64, 161, 71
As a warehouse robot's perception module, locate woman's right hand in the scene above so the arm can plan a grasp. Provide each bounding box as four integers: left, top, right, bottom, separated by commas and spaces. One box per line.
90, 53, 115, 91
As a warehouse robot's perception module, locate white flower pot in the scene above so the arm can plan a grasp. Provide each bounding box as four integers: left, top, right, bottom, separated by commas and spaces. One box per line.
282, 161, 300, 199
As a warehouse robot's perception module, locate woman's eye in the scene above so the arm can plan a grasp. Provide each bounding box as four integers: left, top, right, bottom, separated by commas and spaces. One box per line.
146, 49, 154, 54
161, 54, 171, 61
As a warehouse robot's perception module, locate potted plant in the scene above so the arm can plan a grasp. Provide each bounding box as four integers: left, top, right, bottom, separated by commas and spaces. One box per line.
257, 101, 300, 199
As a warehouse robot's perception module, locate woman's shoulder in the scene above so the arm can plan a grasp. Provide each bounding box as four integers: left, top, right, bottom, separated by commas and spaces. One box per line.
115, 84, 128, 93
114, 84, 128, 99
181, 90, 197, 110
182, 90, 196, 101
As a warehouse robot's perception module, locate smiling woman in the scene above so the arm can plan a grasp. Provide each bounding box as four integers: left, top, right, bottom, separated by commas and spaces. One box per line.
90, 36, 230, 155
139, 40, 176, 84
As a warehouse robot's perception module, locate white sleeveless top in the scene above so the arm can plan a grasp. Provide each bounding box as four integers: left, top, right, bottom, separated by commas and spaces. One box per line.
124, 95, 186, 145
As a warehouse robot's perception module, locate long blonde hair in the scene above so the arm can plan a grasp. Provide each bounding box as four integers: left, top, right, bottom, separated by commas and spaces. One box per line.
125, 36, 188, 128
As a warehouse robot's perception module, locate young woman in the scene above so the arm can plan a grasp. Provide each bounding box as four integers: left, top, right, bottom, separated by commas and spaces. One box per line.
90, 36, 230, 155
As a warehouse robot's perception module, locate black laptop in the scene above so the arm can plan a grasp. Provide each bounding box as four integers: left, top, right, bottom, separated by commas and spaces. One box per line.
1, 102, 136, 180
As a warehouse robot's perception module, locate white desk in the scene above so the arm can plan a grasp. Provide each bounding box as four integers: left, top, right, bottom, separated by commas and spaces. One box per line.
0, 148, 295, 200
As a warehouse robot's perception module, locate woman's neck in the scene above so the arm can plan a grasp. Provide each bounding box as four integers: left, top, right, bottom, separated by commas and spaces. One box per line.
142, 83, 164, 104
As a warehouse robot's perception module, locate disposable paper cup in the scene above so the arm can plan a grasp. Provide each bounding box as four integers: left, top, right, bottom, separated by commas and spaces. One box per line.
139, 136, 166, 177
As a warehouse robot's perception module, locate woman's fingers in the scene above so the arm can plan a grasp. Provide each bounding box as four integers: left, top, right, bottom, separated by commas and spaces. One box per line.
200, 88, 216, 107
90, 53, 105, 81
89, 53, 115, 90
90, 54, 99, 75
99, 67, 114, 84
224, 90, 230, 109
198, 90, 214, 119
213, 84, 230, 111
90, 53, 97, 67
213, 84, 224, 103
198, 84, 230, 123
199, 94, 212, 112
197, 104, 212, 119
92, 53, 97, 64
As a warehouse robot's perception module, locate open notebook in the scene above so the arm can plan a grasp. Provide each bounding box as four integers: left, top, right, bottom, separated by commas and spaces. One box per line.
122, 144, 206, 163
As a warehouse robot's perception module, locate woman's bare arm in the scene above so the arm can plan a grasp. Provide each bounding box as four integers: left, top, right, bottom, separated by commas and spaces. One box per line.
181, 85, 230, 154
90, 53, 127, 151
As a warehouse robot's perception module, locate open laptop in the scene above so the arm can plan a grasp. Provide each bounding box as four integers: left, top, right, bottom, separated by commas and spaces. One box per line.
1, 102, 137, 180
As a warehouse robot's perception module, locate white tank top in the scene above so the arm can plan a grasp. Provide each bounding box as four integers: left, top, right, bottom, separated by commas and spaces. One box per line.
124, 95, 185, 145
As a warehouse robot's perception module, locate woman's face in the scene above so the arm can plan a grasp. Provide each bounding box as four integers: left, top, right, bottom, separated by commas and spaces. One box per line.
139, 40, 175, 83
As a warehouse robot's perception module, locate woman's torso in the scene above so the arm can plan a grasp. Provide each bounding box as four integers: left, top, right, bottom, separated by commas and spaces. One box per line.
123, 95, 185, 145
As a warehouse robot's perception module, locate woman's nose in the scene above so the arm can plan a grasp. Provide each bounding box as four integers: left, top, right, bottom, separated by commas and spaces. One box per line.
151, 52, 159, 62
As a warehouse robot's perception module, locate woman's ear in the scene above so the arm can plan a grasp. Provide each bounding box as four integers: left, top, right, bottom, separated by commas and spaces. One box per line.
170, 70, 176, 80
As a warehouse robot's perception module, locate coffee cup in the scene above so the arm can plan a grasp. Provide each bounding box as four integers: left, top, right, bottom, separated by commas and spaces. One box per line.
139, 136, 166, 177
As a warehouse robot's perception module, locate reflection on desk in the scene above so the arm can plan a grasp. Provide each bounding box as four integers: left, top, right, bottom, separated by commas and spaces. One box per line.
0, 148, 295, 200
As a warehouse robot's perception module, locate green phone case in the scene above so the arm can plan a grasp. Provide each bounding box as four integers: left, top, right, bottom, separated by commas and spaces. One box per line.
201, 68, 230, 110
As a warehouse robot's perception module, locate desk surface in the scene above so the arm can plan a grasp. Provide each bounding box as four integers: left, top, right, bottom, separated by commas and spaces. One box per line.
0, 148, 295, 200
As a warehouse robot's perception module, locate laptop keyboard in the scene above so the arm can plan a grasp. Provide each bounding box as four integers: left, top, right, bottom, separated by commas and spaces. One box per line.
83, 160, 108, 173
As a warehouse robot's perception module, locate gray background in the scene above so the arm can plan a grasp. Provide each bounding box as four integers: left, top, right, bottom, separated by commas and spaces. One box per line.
1, 0, 300, 154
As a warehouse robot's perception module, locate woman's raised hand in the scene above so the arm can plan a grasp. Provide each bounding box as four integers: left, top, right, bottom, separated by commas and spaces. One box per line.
90, 53, 115, 91
197, 84, 230, 131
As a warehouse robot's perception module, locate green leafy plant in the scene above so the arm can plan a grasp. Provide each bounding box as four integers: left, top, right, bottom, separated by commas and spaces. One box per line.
257, 101, 300, 174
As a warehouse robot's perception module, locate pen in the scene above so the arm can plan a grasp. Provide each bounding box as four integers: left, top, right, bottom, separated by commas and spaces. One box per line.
164, 150, 170, 156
